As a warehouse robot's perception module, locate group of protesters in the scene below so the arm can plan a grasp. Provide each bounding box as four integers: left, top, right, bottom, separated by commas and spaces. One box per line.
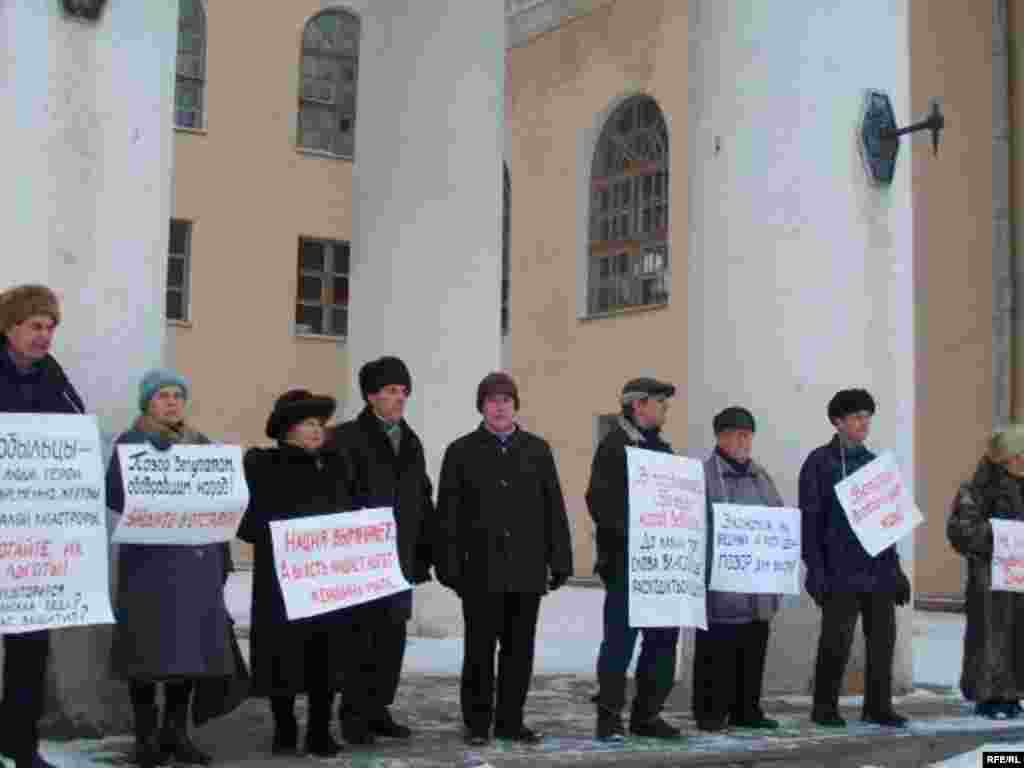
2, 282, 1022, 768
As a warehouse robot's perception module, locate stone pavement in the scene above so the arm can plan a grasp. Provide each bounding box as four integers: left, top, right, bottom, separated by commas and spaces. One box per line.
48, 678, 1024, 768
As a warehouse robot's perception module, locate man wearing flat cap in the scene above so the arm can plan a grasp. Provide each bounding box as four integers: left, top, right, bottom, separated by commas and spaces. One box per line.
435, 372, 573, 746
0, 285, 85, 768
692, 407, 785, 732
586, 377, 681, 741
325, 356, 434, 745
800, 389, 911, 729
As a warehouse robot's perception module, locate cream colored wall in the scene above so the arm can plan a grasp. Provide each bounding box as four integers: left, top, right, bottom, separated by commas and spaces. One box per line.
167, 0, 351, 451
911, 0, 994, 599
1013, 1, 1024, 424
506, 0, 689, 576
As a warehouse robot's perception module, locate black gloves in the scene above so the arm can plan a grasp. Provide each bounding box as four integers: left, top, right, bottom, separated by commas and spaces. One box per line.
892, 569, 912, 606
548, 571, 571, 591
805, 570, 829, 608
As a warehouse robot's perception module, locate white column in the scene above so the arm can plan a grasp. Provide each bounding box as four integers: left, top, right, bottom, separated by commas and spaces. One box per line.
349, 1, 505, 635
0, 0, 177, 732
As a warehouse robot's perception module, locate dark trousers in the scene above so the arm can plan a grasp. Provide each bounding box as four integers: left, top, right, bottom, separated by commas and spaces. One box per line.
0, 630, 50, 761
460, 592, 542, 734
812, 591, 896, 719
129, 680, 194, 730
692, 621, 770, 725
342, 605, 407, 721
595, 587, 679, 720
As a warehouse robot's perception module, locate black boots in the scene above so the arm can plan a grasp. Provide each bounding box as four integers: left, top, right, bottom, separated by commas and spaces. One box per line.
129, 683, 166, 768
305, 691, 343, 757
160, 682, 212, 766
270, 696, 299, 756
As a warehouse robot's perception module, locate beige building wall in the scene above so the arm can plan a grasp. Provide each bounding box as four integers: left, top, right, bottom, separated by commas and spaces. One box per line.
1014, 1, 1024, 423
506, 0, 689, 576
910, 0, 995, 600
167, 0, 351, 449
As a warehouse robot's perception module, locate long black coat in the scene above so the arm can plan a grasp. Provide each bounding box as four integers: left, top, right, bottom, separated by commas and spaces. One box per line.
435, 425, 573, 595
106, 423, 234, 682
238, 445, 354, 696
948, 458, 1024, 702
325, 408, 434, 620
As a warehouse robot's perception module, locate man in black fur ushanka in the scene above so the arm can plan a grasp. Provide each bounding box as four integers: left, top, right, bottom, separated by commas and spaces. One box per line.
325, 356, 434, 745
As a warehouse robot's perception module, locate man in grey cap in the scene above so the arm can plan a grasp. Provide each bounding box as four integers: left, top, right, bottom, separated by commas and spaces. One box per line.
586, 377, 681, 741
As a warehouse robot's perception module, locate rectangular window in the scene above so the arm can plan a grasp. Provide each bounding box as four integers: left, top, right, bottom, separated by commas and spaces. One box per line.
167, 219, 191, 322
295, 237, 349, 337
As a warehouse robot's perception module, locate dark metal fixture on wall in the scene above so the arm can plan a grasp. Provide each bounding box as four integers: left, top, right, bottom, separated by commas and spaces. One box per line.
860, 90, 945, 186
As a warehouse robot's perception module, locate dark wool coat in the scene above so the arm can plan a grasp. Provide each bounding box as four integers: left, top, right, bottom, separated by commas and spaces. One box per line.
948, 458, 1024, 702
585, 416, 673, 589
0, 339, 85, 416
106, 425, 235, 682
799, 435, 905, 593
238, 445, 354, 696
435, 425, 573, 595
704, 453, 785, 624
324, 408, 434, 620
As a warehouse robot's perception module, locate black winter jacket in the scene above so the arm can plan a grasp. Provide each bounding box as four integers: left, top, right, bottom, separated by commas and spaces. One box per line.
435, 425, 572, 595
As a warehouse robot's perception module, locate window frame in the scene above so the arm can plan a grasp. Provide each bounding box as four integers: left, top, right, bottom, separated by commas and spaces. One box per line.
502, 163, 511, 336
295, 237, 350, 339
174, 0, 206, 130
297, 9, 361, 159
167, 219, 192, 323
587, 96, 670, 317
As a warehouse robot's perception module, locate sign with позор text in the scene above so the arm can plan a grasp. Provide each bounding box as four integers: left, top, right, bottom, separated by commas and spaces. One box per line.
270, 507, 411, 621
709, 504, 801, 595
991, 519, 1024, 593
627, 448, 707, 629
0, 414, 115, 633
834, 451, 922, 557
111, 444, 248, 545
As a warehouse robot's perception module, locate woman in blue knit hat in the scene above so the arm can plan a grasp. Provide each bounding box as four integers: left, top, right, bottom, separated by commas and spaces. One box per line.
106, 369, 235, 768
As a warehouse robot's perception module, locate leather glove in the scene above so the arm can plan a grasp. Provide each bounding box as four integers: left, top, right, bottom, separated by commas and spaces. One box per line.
548, 571, 571, 591
805, 570, 829, 608
149, 435, 174, 452
892, 569, 912, 606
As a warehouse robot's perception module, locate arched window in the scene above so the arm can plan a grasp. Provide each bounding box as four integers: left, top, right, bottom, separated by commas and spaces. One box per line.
175, 0, 206, 129
502, 163, 511, 335
298, 10, 360, 157
588, 96, 669, 315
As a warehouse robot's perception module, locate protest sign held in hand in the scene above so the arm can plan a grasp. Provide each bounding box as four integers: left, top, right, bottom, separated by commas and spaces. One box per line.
112, 444, 248, 545
991, 519, 1024, 593
626, 447, 707, 630
0, 413, 115, 633
270, 506, 411, 621
834, 451, 922, 557
709, 504, 801, 596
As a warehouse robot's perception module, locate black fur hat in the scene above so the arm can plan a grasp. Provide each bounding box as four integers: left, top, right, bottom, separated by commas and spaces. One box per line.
827, 389, 876, 424
358, 356, 412, 401
266, 389, 336, 440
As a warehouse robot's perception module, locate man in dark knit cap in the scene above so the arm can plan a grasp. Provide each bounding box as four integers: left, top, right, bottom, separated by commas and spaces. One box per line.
692, 406, 786, 732
800, 388, 911, 729
325, 356, 434, 745
435, 372, 573, 747
587, 377, 681, 741
0, 284, 85, 768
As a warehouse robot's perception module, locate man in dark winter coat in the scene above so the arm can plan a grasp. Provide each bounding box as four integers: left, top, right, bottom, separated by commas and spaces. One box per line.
435, 372, 573, 747
587, 377, 681, 742
325, 356, 434, 744
800, 388, 911, 729
0, 285, 86, 768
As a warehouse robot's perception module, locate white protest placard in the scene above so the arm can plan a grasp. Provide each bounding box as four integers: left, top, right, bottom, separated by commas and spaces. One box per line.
112, 444, 248, 545
270, 506, 411, 621
991, 519, 1024, 593
834, 451, 922, 557
709, 504, 801, 595
0, 414, 115, 633
626, 448, 707, 629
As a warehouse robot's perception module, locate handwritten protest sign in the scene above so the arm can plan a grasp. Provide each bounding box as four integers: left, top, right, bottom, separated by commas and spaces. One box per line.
991, 519, 1024, 593
0, 414, 114, 633
709, 504, 801, 595
270, 507, 411, 621
112, 445, 248, 545
626, 448, 706, 629
834, 451, 922, 557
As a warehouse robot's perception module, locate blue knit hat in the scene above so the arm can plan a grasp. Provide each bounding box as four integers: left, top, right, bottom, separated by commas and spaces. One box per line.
139, 368, 190, 412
